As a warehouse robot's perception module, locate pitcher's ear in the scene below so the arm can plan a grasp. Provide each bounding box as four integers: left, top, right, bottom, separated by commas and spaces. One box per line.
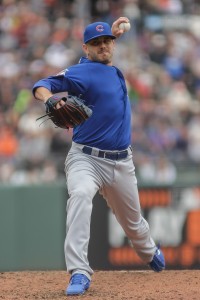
82, 43, 87, 53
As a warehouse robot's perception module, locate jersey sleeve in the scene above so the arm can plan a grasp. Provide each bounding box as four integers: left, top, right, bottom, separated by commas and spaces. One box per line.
63, 65, 90, 96
32, 65, 90, 97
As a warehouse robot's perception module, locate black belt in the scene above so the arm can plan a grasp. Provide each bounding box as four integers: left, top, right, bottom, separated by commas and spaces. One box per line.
82, 146, 129, 160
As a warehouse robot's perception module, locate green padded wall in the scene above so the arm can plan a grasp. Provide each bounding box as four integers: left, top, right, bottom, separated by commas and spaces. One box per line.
0, 184, 67, 271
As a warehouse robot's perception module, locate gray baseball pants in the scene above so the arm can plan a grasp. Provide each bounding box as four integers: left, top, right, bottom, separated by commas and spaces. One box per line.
64, 142, 156, 279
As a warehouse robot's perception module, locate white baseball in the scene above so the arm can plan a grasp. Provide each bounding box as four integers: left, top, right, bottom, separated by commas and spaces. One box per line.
119, 22, 131, 32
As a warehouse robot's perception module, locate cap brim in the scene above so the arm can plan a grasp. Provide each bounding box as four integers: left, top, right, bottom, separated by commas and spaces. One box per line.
85, 34, 116, 44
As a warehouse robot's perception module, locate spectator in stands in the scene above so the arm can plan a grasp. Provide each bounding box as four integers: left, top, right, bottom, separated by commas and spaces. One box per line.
1, 0, 200, 184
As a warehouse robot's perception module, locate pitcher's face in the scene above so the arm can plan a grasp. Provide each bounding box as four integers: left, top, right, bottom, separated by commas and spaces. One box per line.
83, 37, 115, 65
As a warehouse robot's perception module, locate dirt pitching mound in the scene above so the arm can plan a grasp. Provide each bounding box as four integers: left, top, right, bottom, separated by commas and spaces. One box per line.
0, 270, 199, 299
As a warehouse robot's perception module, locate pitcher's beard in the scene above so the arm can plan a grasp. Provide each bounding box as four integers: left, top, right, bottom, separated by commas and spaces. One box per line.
100, 58, 110, 64
100, 52, 111, 62
88, 51, 112, 65
96, 53, 112, 65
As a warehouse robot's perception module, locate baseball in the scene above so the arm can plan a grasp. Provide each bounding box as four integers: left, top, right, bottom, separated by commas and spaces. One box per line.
119, 22, 131, 32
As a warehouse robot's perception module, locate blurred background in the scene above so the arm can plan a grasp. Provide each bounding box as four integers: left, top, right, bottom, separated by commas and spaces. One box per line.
1, 0, 200, 185
1, 0, 200, 271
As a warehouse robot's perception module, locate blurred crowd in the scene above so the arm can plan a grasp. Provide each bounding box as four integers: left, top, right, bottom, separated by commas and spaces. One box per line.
1, 0, 200, 185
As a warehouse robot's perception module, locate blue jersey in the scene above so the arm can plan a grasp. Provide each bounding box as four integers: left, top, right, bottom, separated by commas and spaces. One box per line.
33, 57, 131, 150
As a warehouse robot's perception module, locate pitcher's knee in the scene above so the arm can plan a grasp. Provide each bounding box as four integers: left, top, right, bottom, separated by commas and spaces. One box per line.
70, 186, 94, 203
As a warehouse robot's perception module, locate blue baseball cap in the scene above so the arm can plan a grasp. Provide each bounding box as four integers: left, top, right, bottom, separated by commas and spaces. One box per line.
83, 22, 116, 44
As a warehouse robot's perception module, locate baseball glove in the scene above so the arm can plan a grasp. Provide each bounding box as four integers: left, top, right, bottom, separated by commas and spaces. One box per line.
37, 95, 93, 129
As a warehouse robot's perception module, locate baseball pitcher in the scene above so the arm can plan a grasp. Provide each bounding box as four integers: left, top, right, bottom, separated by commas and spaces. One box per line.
32, 17, 165, 296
